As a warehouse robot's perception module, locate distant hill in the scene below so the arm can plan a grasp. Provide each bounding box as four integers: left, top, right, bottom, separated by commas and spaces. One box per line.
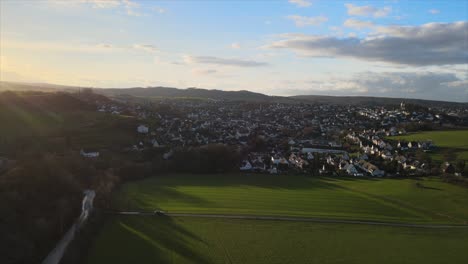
1, 81, 466, 106
96, 87, 275, 102
291, 95, 468, 107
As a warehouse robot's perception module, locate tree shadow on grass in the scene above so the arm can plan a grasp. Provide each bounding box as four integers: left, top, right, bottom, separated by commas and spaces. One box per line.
118, 215, 212, 263
150, 173, 349, 191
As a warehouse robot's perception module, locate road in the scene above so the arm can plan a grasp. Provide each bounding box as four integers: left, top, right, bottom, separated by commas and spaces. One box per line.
42, 190, 96, 264
112, 211, 468, 229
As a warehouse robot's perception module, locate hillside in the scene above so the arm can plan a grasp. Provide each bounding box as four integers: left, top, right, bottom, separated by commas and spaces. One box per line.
0, 91, 136, 152
1, 81, 466, 106
96, 87, 274, 102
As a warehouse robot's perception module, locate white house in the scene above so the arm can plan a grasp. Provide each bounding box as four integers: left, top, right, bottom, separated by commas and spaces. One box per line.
371, 169, 385, 177
344, 164, 360, 176
137, 125, 149, 134
80, 149, 99, 158
240, 160, 253, 171
151, 139, 160, 147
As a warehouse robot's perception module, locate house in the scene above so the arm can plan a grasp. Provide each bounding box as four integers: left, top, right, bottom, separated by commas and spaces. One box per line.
80, 149, 99, 158
344, 164, 362, 176
240, 160, 253, 171
163, 149, 174, 160
137, 125, 149, 134
252, 159, 266, 172
358, 160, 385, 177
151, 139, 160, 147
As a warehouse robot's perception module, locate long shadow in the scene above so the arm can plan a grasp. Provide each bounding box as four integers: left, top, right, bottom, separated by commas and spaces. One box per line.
127, 186, 212, 210
144, 173, 362, 191
119, 215, 212, 263
420, 186, 443, 191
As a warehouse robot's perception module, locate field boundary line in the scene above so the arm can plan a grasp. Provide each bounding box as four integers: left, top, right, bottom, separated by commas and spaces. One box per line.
108, 211, 468, 228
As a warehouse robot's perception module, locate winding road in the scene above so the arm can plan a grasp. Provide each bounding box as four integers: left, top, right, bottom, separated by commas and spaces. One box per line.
42, 190, 96, 264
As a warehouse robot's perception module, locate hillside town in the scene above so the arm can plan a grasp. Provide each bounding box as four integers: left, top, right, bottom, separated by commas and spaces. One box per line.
94, 99, 467, 177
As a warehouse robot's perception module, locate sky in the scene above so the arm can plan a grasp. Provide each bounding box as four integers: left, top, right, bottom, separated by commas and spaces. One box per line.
0, 0, 467, 102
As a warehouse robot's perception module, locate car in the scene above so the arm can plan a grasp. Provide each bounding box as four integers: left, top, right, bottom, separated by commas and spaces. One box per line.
154, 210, 166, 216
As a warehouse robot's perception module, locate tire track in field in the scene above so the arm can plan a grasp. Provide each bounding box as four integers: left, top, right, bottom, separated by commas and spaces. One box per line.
213, 224, 234, 264
111, 211, 468, 228
330, 182, 467, 224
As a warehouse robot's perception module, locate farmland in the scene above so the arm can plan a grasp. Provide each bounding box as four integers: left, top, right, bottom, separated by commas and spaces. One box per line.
114, 174, 468, 224
86, 174, 468, 263
86, 215, 468, 264
390, 130, 468, 161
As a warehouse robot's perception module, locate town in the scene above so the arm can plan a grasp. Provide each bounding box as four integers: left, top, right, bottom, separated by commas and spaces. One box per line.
93, 97, 467, 178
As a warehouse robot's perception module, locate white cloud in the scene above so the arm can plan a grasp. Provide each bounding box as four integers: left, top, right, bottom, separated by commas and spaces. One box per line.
345, 3, 392, 18
132, 44, 158, 53
287, 15, 328, 27
50, 0, 144, 16
231, 43, 241, 49
429, 9, 440, 14
192, 69, 218, 75
343, 18, 374, 29
184, 55, 269, 67
288, 0, 312, 8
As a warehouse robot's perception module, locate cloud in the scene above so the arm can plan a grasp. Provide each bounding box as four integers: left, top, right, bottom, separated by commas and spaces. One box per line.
345, 3, 392, 18
81, 0, 122, 9
428, 9, 440, 14
285, 72, 468, 102
267, 21, 468, 66
192, 69, 218, 75
51, 0, 145, 16
343, 18, 374, 29
153, 6, 166, 14
184, 55, 268, 67
287, 15, 328, 27
288, 0, 312, 8
132, 44, 158, 53
231, 43, 241, 49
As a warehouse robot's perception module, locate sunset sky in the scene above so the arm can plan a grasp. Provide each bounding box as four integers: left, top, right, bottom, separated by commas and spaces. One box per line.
1, 0, 467, 101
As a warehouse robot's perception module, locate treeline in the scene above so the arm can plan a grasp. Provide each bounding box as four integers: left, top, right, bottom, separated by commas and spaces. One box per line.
0, 152, 122, 264
0, 143, 240, 263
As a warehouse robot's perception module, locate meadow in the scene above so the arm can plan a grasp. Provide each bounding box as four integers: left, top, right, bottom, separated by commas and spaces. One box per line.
87, 173, 468, 264
390, 130, 468, 161
86, 216, 468, 264
115, 174, 468, 224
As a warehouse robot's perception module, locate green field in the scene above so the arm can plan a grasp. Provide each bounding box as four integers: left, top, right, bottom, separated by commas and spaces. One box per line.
390, 130, 468, 161
115, 174, 468, 224
87, 174, 468, 263
87, 216, 468, 264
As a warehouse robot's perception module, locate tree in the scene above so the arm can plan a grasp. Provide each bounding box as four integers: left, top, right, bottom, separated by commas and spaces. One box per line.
456, 160, 466, 174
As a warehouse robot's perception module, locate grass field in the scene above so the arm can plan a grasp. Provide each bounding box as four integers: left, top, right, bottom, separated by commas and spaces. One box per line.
86, 216, 468, 264
390, 130, 468, 161
87, 174, 468, 263
115, 174, 468, 224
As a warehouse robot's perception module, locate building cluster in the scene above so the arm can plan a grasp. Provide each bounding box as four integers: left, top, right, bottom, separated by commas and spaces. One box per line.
94, 99, 466, 176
